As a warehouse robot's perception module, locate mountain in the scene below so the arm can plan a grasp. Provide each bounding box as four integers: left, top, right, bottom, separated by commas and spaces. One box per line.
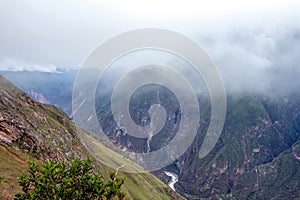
0, 71, 76, 115
2, 71, 300, 199
0, 75, 184, 200
175, 95, 300, 199
94, 84, 300, 199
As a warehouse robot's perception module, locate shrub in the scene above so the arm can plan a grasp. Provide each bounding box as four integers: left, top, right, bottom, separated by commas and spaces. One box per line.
15, 157, 125, 200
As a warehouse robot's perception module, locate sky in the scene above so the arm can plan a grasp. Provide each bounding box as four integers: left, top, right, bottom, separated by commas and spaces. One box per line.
0, 0, 299, 93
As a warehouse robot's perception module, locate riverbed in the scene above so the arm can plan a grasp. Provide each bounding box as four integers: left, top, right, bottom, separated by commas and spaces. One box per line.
164, 171, 178, 192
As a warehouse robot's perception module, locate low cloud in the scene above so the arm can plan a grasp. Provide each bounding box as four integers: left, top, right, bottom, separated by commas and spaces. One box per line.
0, 57, 58, 73
0, 0, 299, 95
195, 13, 300, 95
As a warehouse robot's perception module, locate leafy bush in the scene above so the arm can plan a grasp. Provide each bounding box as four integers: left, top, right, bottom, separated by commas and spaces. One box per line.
15, 157, 126, 200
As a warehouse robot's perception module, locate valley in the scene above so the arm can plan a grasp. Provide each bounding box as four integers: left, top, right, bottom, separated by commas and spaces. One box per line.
1, 71, 300, 199
1, 1, 299, 199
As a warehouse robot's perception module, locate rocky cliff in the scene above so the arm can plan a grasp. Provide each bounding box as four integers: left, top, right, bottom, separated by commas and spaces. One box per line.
0, 75, 184, 200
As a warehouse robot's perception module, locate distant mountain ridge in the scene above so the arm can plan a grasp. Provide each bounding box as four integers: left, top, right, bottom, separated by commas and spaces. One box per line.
1, 71, 76, 115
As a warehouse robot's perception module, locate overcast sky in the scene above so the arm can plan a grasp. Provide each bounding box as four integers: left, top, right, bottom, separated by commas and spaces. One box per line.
0, 0, 299, 93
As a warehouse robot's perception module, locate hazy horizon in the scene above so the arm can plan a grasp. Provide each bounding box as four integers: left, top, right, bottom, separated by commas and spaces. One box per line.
0, 0, 299, 94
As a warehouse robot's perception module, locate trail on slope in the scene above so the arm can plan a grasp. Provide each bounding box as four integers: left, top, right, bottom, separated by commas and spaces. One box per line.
0, 145, 28, 166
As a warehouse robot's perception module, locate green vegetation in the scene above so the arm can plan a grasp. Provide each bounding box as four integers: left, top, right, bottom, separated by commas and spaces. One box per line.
0, 177, 9, 183
0, 145, 42, 200
0, 75, 182, 199
0, 144, 179, 200
79, 131, 180, 200
15, 158, 126, 200
177, 95, 300, 199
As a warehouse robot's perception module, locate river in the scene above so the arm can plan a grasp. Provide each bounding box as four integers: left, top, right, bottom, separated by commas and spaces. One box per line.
164, 171, 178, 192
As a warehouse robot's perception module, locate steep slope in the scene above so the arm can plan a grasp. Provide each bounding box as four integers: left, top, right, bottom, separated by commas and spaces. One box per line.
93, 86, 300, 199
176, 95, 300, 199
0, 145, 42, 200
4, 71, 299, 199
1, 71, 75, 115
0, 75, 183, 200
0, 74, 84, 161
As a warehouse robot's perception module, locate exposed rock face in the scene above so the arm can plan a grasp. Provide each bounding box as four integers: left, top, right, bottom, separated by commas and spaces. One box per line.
175, 95, 300, 199
3, 71, 300, 199
0, 74, 185, 200
1, 71, 75, 115
28, 88, 50, 104
0, 75, 84, 161
92, 82, 300, 199
95, 84, 300, 199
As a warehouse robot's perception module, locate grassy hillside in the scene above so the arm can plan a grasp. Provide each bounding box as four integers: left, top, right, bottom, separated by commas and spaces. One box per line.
0, 142, 177, 200
78, 131, 177, 200
0, 145, 42, 199
0, 75, 183, 200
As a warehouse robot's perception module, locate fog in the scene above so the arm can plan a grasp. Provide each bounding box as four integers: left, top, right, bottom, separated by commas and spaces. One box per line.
0, 0, 299, 95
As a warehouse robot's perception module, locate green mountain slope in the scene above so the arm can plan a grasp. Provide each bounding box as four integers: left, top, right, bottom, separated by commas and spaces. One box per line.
176, 95, 300, 199
0, 75, 183, 200
4, 71, 299, 199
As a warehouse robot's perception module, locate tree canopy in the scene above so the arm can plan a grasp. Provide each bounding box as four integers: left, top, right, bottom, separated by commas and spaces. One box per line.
15, 157, 126, 200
